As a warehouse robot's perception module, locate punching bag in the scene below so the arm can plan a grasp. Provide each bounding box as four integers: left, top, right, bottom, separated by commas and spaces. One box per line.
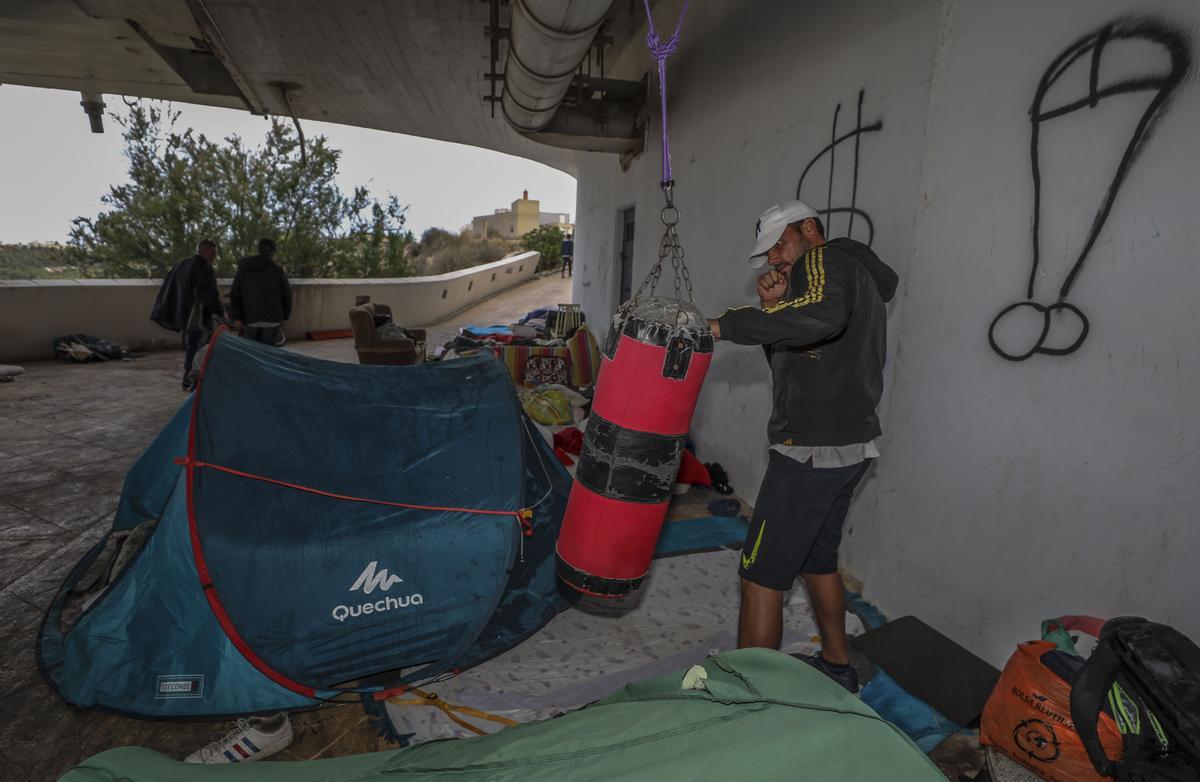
556, 297, 713, 597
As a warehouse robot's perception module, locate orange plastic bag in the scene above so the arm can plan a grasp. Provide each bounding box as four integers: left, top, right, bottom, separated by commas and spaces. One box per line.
981, 641, 1123, 782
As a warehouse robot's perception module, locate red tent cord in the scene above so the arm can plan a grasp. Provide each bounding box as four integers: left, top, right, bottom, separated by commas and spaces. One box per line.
174, 457, 533, 535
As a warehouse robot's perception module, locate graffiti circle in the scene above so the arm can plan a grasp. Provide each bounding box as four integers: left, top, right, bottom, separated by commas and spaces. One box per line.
988, 300, 1090, 361
1013, 718, 1062, 762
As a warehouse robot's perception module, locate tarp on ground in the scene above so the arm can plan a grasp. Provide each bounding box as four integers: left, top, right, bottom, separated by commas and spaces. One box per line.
38, 330, 571, 717
61, 648, 946, 782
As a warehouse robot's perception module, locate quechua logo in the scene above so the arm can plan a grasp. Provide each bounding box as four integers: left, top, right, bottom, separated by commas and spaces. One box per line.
331, 561, 424, 622
350, 561, 403, 594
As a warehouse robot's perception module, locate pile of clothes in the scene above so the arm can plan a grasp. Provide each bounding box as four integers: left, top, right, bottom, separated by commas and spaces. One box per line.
432, 306, 601, 389
53, 334, 133, 363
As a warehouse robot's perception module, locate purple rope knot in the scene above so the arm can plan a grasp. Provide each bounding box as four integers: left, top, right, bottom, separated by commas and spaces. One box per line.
646, 28, 681, 62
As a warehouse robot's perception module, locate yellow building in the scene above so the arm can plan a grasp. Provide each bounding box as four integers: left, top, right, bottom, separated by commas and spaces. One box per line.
471, 190, 572, 238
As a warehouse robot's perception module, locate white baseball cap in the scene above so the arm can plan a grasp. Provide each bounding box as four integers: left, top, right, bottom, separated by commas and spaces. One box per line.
748, 200, 819, 268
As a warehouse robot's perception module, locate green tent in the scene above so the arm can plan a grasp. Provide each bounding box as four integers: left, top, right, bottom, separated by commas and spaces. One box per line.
62, 649, 944, 781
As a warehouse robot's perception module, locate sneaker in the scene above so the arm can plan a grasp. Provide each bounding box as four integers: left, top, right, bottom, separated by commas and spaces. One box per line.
184, 716, 294, 764
793, 652, 860, 693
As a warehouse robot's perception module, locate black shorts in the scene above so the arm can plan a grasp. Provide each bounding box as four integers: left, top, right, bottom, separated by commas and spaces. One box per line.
737, 450, 870, 589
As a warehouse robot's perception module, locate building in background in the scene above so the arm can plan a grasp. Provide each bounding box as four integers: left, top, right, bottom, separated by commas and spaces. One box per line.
471, 190, 572, 238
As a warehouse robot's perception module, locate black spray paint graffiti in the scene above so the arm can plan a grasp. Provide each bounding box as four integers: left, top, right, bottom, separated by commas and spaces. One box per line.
796, 90, 883, 246
988, 18, 1190, 362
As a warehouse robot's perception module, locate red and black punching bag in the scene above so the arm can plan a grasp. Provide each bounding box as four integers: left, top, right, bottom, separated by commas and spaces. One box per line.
556, 297, 713, 597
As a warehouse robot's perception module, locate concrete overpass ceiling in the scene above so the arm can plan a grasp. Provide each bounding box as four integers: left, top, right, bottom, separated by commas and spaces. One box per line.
0, 0, 244, 109
0, 0, 671, 175
195, 0, 572, 164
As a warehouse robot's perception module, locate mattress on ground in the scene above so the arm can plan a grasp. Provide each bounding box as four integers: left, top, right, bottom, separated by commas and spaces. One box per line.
61, 648, 945, 782
852, 615, 1001, 726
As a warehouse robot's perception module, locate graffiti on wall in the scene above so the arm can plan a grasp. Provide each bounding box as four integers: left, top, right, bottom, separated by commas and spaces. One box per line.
796, 89, 883, 246
988, 18, 1191, 361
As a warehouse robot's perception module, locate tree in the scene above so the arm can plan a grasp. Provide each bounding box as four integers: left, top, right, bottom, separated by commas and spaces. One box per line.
417, 227, 455, 250
520, 224, 564, 272
69, 101, 414, 278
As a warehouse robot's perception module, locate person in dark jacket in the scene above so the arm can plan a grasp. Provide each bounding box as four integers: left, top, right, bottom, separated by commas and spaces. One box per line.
160, 239, 225, 390
561, 232, 574, 278
708, 200, 898, 693
230, 238, 293, 345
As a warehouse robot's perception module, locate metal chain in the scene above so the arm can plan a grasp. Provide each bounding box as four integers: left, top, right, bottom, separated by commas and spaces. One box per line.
629, 183, 696, 307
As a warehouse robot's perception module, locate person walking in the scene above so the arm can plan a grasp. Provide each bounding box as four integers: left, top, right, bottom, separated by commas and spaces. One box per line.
153, 239, 225, 390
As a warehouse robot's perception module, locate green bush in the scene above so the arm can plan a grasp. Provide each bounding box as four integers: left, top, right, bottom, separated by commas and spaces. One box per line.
0, 243, 83, 279
520, 225, 564, 272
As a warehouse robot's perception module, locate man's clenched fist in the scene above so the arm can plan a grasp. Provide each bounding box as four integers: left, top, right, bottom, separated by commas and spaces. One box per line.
757, 268, 788, 308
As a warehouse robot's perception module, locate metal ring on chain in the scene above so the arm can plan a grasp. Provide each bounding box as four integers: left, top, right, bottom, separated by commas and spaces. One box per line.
630, 186, 697, 305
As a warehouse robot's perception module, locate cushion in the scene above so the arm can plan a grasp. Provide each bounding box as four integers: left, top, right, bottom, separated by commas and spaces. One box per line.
524, 356, 570, 386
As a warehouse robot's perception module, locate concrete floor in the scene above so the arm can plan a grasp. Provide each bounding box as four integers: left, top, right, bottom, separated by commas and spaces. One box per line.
0, 273, 741, 779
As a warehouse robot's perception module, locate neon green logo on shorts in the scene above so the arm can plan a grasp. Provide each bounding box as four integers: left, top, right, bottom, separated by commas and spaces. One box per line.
742, 519, 766, 570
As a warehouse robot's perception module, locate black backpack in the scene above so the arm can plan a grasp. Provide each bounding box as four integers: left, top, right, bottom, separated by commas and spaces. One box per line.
1071, 617, 1200, 781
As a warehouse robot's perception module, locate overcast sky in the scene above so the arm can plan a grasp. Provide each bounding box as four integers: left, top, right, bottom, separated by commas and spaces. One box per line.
0, 85, 577, 244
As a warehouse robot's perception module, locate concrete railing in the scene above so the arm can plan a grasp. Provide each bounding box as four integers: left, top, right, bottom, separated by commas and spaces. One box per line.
0, 252, 540, 363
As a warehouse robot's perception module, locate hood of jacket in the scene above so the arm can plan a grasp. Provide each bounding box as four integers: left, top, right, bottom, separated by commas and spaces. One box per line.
825, 237, 898, 303
238, 253, 275, 273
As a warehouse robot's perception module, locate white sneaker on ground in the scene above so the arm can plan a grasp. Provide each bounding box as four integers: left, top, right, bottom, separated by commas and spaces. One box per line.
184, 715, 294, 763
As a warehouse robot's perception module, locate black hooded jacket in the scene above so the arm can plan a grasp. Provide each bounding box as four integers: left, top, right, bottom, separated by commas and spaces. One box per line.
150, 255, 224, 332
716, 238, 899, 446
230, 254, 293, 324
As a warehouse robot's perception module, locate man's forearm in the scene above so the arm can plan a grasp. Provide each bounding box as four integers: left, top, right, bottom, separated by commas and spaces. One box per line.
715, 304, 842, 347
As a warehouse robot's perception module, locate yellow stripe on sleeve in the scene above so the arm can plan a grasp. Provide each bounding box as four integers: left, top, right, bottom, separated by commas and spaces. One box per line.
764, 247, 826, 313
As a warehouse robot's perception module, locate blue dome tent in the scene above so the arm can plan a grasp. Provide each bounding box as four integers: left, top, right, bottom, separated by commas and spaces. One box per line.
38, 331, 571, 717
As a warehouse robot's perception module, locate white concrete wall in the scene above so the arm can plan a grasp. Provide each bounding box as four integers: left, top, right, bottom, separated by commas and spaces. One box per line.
872, 0, 1200, 665
574, 0, 1200, 664
0, 252, 539, 362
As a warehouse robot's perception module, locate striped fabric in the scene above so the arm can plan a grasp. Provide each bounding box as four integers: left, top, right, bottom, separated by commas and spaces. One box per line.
566, 324, 601, 387
492, 324, 601, 388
